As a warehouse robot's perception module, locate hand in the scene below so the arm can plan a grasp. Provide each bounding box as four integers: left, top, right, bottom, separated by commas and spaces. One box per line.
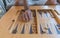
20, 9, 32, 22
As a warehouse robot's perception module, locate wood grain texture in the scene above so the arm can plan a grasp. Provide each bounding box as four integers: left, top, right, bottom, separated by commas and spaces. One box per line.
0, 5, 60, 38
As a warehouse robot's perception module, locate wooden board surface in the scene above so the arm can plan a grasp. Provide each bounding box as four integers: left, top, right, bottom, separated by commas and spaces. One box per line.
0, 5, 60, 38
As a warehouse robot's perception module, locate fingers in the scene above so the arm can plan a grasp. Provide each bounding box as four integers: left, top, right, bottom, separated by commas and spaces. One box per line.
27, 11, 31, 20
22, 13, 25, 21
21, 12, 29, 22
25, 13, 29, 21
25, 10, 32, 21
20, 10, 32, 22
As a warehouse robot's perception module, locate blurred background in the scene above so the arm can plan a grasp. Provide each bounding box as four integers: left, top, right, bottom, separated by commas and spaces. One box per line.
0, 0, 60, 19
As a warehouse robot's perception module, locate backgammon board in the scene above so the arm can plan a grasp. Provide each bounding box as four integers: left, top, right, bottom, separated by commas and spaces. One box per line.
0, 6, 60, 38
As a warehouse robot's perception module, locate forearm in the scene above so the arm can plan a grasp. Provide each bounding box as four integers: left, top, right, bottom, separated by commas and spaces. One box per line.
15, 0, 19, 5
23, 0, 29, 10
46, 0, 57, 4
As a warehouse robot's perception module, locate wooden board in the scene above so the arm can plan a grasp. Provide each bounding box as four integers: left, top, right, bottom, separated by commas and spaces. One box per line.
0, 6, 60, 38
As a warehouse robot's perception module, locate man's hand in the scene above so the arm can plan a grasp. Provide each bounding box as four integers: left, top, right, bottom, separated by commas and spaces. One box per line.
20, 9, 32, 22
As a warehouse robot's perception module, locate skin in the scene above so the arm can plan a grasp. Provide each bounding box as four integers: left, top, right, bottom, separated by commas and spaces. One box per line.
15, 0, 20, 5
15, 0, 32, 22
46, 0, 57, 5
20, 9, 32, 22
15, 0, 57, 22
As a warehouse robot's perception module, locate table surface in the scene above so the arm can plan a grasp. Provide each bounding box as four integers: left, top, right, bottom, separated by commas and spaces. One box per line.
0, 5, 60, 38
